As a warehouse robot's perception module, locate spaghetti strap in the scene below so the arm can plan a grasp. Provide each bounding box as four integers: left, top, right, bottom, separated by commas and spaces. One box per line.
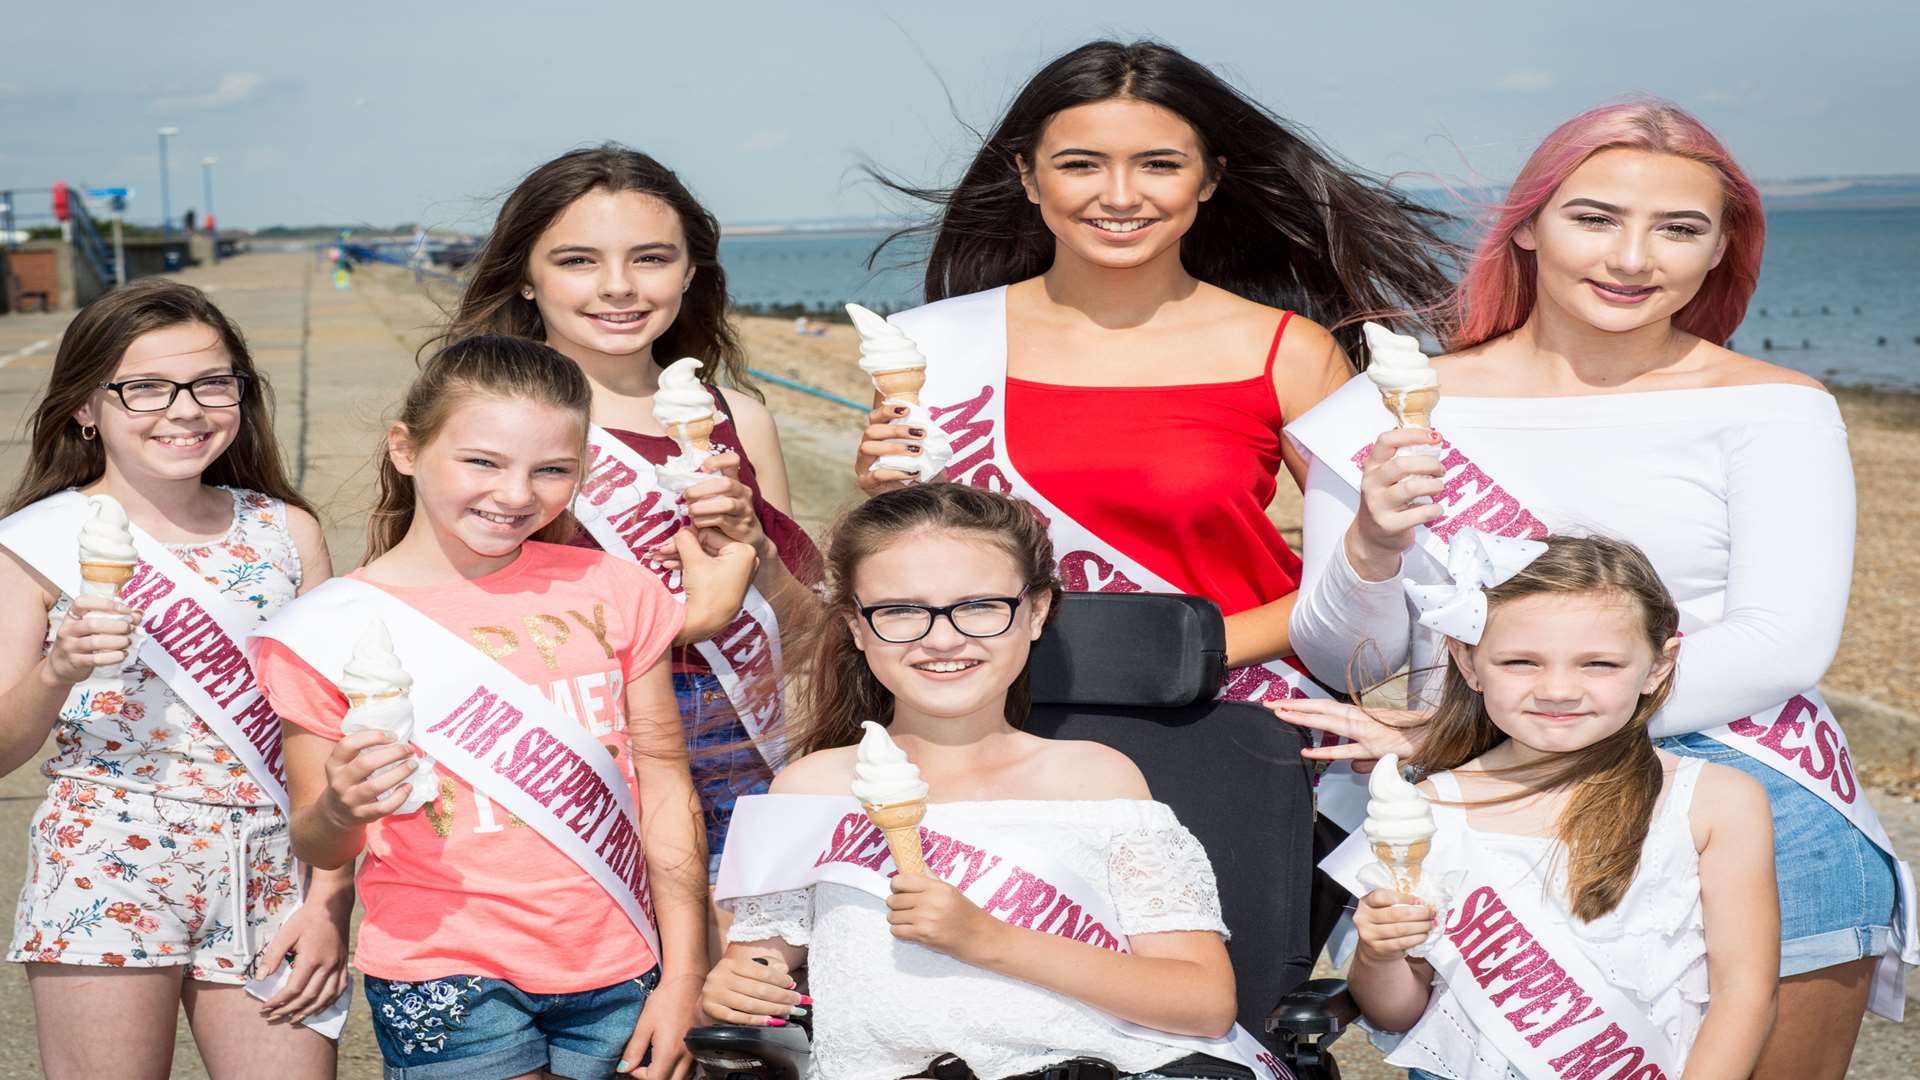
1262, 311, 1294, 378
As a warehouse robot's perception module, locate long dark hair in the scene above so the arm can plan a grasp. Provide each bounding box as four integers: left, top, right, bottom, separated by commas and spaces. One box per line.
438, 144, 759, 398
868, 40, 1457, 357
7, 279, 310, 516
789, 484, 1063, 759
367, 335, 592, 559
1410, 535, 1681, 921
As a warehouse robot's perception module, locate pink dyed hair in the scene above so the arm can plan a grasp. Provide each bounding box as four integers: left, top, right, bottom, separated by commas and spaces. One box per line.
1447, 99, 1765, 351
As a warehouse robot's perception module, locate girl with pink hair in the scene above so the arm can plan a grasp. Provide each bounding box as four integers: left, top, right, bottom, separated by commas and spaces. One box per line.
1280, 99, 1912, 1078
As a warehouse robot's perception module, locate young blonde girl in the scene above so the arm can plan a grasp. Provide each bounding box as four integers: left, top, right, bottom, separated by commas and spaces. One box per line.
1342, 533, 1778, 1080
0, 280, 347, 1078
253, 335, 756, 1080
702, 484, 1278, 1080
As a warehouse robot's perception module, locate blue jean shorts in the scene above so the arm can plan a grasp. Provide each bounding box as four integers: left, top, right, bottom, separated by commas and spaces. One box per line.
1661, 732, 1897, 975
675, 671, 771, 878
363, 967, 660, 1079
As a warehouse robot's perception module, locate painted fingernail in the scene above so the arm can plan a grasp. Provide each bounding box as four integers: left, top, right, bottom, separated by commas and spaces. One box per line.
798, 995, 814, 1005
767, 1017, 789, 1027
618, 1060, 632, 1072
907, 445, 921, 454
789, 1006, 809, 1017
908, 427, 926, 437
893, 406, 908, 416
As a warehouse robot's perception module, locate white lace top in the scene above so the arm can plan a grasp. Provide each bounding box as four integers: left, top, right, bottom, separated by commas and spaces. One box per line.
1377, 760, 1709, 1080
724, 799, 1228, 1080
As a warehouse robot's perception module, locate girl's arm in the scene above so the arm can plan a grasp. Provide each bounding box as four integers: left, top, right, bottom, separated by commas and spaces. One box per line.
0, 552, 134, 777
717, 389, 794, 515
1344, 888, 1438, 1033
1681, 764, 1779, 1079
701, 937, 809, 1024
619, 653, 709, 1078
282, 723, 415, 869
890, 880, 1238, 1038
1650, 413, 1853, 736
286, 507, 336, 597
1222, 318, 1351, 668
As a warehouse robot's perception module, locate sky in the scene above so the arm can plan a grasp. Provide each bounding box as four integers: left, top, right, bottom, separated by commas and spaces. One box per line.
2, 1, 1914, 231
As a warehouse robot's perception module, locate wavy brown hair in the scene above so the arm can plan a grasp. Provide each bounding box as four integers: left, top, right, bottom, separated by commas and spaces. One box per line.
436, 144, 757, 399
866, 40, 1458, 357
366, 335, 592, 559
788, 484, 1063, 759
7, 280, 309, 517
1409, 535, 1680, 921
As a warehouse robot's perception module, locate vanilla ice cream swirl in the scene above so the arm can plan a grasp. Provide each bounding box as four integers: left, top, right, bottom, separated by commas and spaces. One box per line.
652, 357, 725, 426
1362, 753, 1437, 845
851, 720, 929, 805
1362, 322, 1438, 392
79, 496, 137, 564
339, 619, 414, 701
846, 304, 926, 376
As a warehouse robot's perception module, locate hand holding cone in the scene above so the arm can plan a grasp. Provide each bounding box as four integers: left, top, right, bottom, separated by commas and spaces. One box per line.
339, 617, 437, 814
77, 494, 139, 682
852, 721, 930, 875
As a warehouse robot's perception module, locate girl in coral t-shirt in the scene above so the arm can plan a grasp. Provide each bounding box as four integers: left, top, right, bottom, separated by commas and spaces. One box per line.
256, 336, 757, 1080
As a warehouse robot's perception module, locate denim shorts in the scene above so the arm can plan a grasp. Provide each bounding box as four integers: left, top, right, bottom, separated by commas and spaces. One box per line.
363, 967, 659, 1079
675, 671, 770, 877
1661, 732, 1897, 975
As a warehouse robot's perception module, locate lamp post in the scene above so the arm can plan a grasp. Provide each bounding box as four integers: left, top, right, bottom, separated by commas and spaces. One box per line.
157, 126, 179, 237
201, 157, 218, 264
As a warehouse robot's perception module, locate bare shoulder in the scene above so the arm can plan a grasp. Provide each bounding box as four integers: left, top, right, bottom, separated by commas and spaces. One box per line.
1692, 341, 1828, 391
1267, 312, 1352, 415
285, 505, 328, 549
716, 386, 775, 427
1688, 759, 1771, 833
770, 746, 857, 795
283, 505, 335, 590
1037, 739, 1152, 800
0, 545, 57, 612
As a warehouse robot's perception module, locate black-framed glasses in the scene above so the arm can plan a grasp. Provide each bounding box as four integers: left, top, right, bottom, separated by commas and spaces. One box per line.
98, 373, 251, 413
855, 592, 1026, 644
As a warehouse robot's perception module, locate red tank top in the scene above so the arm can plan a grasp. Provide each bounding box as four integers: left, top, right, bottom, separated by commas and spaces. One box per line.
1004, 313, 1302, 617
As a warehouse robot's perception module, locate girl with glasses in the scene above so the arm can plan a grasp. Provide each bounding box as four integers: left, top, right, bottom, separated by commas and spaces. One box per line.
702, 484, 1262, 1080
0, 280, 349, 1078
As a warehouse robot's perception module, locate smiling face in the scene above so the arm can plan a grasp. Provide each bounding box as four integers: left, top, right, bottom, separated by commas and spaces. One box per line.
1019, 96, 1218, 273
389, 395, 585, 565
1516, 149, 1730, 335
848, 530, 1053, 724
523, 188, 692, 367
1449, 589, 1677, 758
73, 321, 243, 487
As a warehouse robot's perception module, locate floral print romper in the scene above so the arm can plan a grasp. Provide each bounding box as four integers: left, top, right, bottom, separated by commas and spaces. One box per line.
8, 488, 303, 983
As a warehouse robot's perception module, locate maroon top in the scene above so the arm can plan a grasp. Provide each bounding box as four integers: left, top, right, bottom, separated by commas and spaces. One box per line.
569, 396, 820, 673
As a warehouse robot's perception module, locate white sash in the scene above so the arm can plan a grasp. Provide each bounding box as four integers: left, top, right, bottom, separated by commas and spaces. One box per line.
894, 289, 1366, 828
1288, 376, 1918, 1017
249, 578, 662, 961
573, 424, 785, 766
0, 491, 289, 813
716, 794, 1297, 1080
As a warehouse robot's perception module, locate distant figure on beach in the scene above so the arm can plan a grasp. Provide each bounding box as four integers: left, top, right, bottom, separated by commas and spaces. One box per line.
0, 281, 347, 1077
852, 40, 1454, 747
1278, 98, 1911, 1080
793, 315, 826, 336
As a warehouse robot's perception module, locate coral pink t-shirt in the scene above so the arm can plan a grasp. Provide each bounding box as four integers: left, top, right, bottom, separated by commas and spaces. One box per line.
255, 542, 684, 992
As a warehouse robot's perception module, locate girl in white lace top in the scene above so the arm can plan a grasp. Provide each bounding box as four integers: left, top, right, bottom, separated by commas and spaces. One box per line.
700, 485, 1247, 1080
1337, 535, 1776, 1080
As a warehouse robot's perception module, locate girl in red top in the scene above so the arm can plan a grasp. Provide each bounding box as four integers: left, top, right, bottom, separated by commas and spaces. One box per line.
854, 40, 1455, 670
437, 147, 820, 883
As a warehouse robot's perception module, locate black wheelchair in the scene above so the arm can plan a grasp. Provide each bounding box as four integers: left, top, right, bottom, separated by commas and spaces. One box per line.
687, 592, 1360, 1080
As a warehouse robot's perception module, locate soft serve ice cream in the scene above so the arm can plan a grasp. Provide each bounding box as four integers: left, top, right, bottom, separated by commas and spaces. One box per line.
78, 495, 139, 681
1362, 321, 1442, 475
339, 618, 436, 814
653, 357, 727, 494
853, 720, 930, 874
1361, 753, 1437, 891
847, 304, 952, 483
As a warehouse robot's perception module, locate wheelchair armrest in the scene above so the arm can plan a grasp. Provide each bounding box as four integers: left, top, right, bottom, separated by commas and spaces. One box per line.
1264, 978, 1360, 1039
685, 1023, 811, 1079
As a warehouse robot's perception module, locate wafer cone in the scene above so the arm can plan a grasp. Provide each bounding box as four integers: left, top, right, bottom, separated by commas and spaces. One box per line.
345, 689, 406, 709
80, 560, 135, 593
667, 416, 717, 452
1381, 386, 1440, 431
1372, 839, 1432, 894
862, 799, 928, 875
871, 367, 927, 406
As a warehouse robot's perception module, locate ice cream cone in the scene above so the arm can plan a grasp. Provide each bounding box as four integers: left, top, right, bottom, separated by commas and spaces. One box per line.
344, 689, 406, 709
1381, 386, 1441, 431
667, 416, 717, 453
1371, 838, 1432, 893
863, 799, 928, 875
80, 560, 136, 592
870, 367, 927, 406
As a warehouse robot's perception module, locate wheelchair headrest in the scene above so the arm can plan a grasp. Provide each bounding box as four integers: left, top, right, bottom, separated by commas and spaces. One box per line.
1027, 592, 1226, 709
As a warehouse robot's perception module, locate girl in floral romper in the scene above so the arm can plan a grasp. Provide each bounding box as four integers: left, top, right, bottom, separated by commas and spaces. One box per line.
0, 281, 350, 1079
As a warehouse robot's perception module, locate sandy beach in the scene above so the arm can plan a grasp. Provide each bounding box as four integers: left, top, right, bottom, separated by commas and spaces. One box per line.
0, 255, 1914, 1077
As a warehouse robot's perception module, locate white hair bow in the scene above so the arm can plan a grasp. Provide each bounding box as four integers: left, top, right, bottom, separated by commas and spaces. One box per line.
1402, 529, 1549, 644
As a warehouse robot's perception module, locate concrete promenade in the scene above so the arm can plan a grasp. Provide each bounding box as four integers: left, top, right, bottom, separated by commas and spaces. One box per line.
0, 253, 1916, 1076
